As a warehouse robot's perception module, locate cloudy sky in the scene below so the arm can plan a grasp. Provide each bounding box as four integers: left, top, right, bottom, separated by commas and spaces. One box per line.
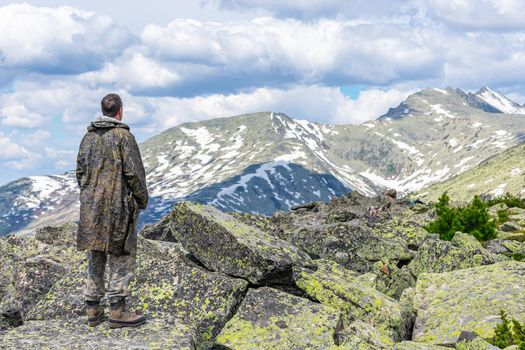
1, 0, 525, 185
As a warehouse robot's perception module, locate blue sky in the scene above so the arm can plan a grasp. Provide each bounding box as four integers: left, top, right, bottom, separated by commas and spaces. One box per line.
1, 0, 525, 185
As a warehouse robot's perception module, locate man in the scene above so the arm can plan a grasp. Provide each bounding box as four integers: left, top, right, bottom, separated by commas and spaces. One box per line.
76, 93, 149, 328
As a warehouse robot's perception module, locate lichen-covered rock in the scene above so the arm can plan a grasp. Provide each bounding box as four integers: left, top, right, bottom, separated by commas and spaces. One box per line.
0, 228, 82, 329
500, 221, 521, 232
139, 214, 179, 242
339, 320, 392, 349
455, 337, 501, 350
451, 232, 483, 250
166, 201, 314, 284
215, 287, 345, 349
497, 230, 525, 241
370, 219, 431, 250
292, 259, 409, 342
0, 318, 198, 349
370, 261, 416, 299
35, 223, 77, 246
408, 237, 494, 277
289, 220, 412, 273
28, 238, 248, 345
393, 341, 449, 349
413, 261, 525, 345
488, 203, 507, 217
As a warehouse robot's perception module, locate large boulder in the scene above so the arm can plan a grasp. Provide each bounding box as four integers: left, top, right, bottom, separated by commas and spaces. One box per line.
393, 342, 449, 349
164, 201, 314, 284
288, 220, 412, 273
0, 228, 81, 328
215, 286, 345, 349
0, 318, 198, 349
408, 237, 495, 277
292, 259, 410, 342
413, 261, 525, 346
28, 238, 248, 346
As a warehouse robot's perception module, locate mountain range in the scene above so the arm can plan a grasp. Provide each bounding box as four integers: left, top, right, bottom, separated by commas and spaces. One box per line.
1, 86, 524, 236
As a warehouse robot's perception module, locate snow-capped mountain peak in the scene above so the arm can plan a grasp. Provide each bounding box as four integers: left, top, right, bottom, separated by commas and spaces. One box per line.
475, 86, 525, 115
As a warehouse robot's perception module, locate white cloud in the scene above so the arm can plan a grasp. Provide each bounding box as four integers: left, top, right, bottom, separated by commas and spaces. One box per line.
0, 132, 30, 160
1, 104, 49, 128
210, 0, 413, 20
0, 3, 134, 73
427, 0, 525, 30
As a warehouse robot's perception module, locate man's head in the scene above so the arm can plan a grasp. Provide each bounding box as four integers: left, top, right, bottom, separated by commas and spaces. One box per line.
101, 94, 123, 120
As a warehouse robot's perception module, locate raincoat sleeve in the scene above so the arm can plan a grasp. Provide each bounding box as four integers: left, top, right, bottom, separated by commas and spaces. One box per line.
75, 137, 86, 189
121, 132, 149, 209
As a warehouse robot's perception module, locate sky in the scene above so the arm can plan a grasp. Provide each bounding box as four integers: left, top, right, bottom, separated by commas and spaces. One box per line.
1, 0, 525, 185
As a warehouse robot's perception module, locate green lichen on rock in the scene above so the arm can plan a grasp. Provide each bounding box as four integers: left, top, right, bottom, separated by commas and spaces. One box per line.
451, 232, 484, 250
28, 237, 248, 346
215, 286, 344, 349
455, 337, 501, 350
292, 259, 409, 342
288, 221, 412, 273
0, 318, 198, 349
408, 237, 495, 277
413, 261, 525, 346
165, 201, 314, 284
0, 225, 82, 328
393, 341, 449, 349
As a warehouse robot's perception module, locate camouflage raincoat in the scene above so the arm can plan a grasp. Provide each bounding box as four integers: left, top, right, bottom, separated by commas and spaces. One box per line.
76, 116, 148, 255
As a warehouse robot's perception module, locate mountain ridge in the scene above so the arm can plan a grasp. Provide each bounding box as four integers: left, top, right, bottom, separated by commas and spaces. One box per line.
2, 86, 525, 236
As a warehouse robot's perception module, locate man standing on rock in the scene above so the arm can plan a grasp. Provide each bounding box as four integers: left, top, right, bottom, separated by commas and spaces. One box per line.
76, 93, 149, 328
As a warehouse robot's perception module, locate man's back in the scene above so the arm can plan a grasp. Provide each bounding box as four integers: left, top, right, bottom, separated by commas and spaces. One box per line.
76, 116, 148, 255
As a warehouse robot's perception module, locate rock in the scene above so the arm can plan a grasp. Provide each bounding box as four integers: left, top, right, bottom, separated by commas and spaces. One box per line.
340, 320, 392, 349
292, 259, 409, 342
487, 239, 511, 254
215, 286, 345, 349
166, 201, 314, 284
451, 232, 483, 250
28, 238, 248, 345
370, 219, 431, 250
393, 341, 449, 349
408, 237, 494, 277
413, 261, 525, 346
455, 337, 501, 350
289, 220, 412, 273
139, 214, 178, 242
497, 230, 525, 241
0, 231, 81, 329
488, 203, 507, 217
0, 256, 68, 320
35, 223, 77, 246
371, 261, 416, 299
0, 318, 198, 349
500, 221, 521, 232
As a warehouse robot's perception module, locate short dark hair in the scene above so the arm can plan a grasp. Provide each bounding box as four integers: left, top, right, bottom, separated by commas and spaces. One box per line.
101, 93, 123, 117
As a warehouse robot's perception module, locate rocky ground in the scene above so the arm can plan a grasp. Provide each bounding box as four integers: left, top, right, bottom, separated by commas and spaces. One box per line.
0, 191, 524, 349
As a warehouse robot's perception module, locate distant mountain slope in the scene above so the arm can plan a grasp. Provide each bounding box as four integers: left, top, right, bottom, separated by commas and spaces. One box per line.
2, 86, 525, 236
415, 143, 525, 202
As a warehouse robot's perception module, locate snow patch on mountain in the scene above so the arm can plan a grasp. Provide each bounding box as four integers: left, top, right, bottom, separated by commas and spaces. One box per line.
475, 87, 525, 114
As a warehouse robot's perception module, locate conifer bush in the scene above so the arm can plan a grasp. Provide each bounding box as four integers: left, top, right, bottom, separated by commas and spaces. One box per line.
490, 310, 525, 349
425, 193, 496, 241
487, 192, 525, 209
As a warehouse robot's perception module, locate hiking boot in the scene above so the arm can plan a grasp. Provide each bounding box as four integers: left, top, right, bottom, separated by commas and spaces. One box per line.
108, 297, 146, 328
86, 301, 106, 327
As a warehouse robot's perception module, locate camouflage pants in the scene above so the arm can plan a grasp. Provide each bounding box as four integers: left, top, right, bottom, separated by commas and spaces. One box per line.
84, 250, 136, 303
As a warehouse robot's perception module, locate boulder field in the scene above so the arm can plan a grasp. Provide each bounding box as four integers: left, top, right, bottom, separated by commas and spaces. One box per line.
1, 191, 524, 349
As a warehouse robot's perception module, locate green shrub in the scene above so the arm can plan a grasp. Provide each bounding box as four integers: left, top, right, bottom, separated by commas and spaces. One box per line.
497, 209, 510, 224
487, 192, 525, 209
490, 310, 525, 349
425, 193, 496, 241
